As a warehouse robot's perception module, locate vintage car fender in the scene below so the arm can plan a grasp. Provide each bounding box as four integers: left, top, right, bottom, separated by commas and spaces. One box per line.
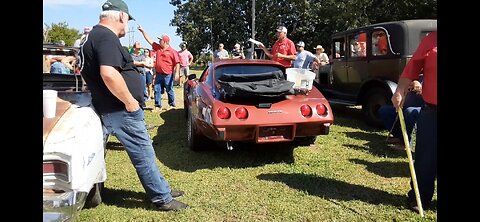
43, 93, 107, 222
43, 104, 106, 192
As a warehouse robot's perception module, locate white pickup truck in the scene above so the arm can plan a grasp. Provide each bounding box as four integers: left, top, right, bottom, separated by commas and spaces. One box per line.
43, 44, 108, 222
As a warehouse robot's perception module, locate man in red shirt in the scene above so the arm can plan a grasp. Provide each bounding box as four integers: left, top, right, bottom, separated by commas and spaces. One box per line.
138, 25, 180, 112
391, 31, 437, 213
259, 26, 296, 67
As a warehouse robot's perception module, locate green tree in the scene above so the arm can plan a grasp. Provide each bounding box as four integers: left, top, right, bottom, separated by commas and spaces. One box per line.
170, 0, 436, 57
44, 22, 81, 46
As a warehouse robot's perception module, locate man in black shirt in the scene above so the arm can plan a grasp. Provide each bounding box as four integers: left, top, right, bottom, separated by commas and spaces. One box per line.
78, 0, 188, 211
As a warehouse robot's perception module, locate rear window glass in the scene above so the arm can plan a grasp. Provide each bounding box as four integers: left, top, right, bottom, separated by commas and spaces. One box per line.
214, 65, 283, 81
372, 30, 388, 56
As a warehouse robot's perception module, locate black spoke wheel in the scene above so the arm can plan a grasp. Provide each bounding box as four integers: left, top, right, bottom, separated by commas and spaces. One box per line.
362, 88, 391, 128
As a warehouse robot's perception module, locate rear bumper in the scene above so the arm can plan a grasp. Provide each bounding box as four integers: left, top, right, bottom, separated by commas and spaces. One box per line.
43, 190, 87, 222
211, 122, 331, 143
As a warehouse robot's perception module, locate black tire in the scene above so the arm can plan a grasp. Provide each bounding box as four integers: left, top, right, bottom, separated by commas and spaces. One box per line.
183, 106, 188, 119
295, 136, 317, 146
187, 110, 207, 151
183, 97, 189, 119
85, 182, 103, 208
362, 88, 392, 128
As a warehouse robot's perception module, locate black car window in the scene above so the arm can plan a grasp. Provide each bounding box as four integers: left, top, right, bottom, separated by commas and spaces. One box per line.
349, 32, 367, 58
333, 37, 345, 59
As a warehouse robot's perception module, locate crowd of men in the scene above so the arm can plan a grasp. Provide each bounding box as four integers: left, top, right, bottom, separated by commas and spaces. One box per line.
47, 0, 437, 214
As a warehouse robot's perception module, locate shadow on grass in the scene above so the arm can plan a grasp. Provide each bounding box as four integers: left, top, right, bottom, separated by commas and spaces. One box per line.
329, 104, 375, 131
344, 131, 406, 158
257, 173, 405, 207
152, 109, 295, 172
101, 187, 150, 210
106, 141, 123, 151
349, 158, 410, 178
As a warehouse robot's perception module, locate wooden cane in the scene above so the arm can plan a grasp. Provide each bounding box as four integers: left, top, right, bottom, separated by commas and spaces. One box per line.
397, 108, 424, 217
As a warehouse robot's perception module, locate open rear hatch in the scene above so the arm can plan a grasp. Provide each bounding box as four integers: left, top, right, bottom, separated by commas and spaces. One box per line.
217, 70, 294, 101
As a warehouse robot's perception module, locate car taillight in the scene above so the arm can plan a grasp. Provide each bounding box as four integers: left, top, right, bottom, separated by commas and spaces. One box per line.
300, 105, 312, 117
316, 104, 327, 115
43, 160, 69, 181
235, 107, 248, 119
217, 107, 231, 119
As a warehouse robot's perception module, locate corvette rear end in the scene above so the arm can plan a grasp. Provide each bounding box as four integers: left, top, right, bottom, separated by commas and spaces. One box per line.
184, 60, 334, 150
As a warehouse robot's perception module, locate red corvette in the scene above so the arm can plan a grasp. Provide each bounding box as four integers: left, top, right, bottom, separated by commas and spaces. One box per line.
183, 59, 334, 150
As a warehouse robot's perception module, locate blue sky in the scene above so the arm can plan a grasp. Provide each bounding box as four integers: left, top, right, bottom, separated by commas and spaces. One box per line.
43, 0, 183, 50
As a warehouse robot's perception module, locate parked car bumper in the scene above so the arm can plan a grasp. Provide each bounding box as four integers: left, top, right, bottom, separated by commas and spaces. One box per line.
43, 190, 88, 222
205, 121, 331, 143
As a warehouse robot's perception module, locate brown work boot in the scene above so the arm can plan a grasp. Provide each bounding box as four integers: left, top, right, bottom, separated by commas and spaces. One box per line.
153, 199, 188, 211
171, 190, 184, 198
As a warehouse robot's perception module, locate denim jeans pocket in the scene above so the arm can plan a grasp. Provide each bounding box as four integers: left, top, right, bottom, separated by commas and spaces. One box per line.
122, 108, 145, 133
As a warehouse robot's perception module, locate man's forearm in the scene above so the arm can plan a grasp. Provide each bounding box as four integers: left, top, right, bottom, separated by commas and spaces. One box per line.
139, 31, 154, 46
100, 65, 137, 106
262, 48, 272, 58
175, 63, 180, 76
284, 54, 296, 61
395, 77, 413, 95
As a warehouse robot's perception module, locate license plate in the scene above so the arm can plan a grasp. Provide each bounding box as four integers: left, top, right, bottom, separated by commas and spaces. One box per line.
257, 125, 293, 142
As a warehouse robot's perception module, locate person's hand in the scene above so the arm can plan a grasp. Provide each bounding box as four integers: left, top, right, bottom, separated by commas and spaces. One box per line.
174, 73, 180, 82
258, 43, 265, 49
391, 91, 404, 110
137, 25, 144, 33
125, 99, 140, 112
275, 53, 283, 58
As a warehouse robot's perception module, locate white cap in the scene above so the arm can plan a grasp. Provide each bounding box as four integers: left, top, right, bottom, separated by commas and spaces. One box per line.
276, 26, 287, 33
296, 41, 305, 47
234, 43, 240, 48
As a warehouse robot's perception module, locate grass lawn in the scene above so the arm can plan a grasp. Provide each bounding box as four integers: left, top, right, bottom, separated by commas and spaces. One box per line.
78, 68, 437, 221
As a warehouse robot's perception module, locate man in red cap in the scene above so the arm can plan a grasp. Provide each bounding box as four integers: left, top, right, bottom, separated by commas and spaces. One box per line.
138, 26, 180, 112
259, 25, 296, 67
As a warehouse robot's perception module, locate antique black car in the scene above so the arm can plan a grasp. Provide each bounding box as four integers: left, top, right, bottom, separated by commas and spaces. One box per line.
315, 19, 437, 127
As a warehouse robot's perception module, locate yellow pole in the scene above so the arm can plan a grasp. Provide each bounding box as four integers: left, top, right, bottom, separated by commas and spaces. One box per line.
397, 108, 424, 217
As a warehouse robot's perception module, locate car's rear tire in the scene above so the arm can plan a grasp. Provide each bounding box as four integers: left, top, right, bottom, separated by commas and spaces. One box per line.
183, 98, 188, 119
362, 88, 391, 128
187, 110, 208, 151
85, 182, 103, 208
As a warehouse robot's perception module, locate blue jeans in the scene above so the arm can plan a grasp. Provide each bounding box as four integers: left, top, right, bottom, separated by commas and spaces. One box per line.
154, 73, 175, 108
408, 104, 437, 205
100, 108, 173, 204
140, 73, 148, 101
146, 70, 153, 85
378, 105, 421, 142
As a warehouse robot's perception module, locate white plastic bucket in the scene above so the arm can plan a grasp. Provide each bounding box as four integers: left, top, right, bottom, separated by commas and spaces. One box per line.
286, 68, 316, 90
